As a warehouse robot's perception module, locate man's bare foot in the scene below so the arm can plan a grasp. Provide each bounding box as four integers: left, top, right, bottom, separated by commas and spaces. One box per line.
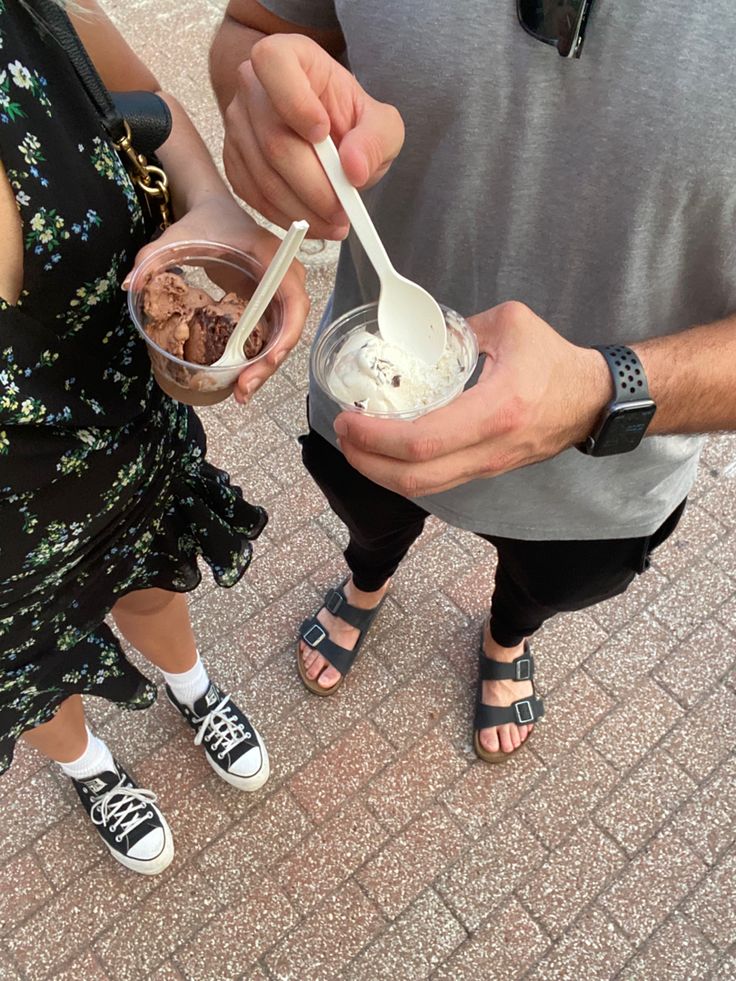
478, 620, 534, 755
298, 577, 390, 689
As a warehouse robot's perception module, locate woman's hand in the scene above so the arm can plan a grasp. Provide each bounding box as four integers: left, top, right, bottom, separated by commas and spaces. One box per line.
125, 195, 310, 404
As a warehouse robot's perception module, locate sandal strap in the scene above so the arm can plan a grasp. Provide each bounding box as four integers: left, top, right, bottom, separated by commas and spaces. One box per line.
323, 585, 377, 631
479, 642, 535, 682
474, 695, 545, 730
298, 616, 359, 675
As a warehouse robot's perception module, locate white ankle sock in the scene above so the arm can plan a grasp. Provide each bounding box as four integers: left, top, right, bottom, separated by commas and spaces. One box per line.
59, 727, 115, 781
162, 653, 210, 708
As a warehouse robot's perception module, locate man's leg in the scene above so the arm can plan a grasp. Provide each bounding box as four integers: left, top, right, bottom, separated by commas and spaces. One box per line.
477, 499, 687, 755
299, 429, 429, 688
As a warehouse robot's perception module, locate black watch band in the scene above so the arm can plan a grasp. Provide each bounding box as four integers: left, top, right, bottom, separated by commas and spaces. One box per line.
593, 344, 651, 402
580, 345, 657, 457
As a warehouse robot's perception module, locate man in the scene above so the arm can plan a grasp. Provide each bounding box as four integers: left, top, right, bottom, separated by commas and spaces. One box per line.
210, 1, 736, 760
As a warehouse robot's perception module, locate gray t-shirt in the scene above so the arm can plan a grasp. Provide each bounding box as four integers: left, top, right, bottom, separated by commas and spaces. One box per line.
262, 0, 736, 539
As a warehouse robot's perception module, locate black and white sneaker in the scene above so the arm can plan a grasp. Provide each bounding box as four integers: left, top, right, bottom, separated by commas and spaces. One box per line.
72, 760, 174, 875
166, 681, 270, 791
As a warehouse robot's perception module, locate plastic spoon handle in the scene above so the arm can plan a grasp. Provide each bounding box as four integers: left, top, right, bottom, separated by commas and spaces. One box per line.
219, 219, 309, 364
313, 137, 394, 280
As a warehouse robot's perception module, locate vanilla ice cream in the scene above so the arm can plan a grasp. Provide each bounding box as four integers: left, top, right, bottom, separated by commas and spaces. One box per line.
326, 328, 467, 414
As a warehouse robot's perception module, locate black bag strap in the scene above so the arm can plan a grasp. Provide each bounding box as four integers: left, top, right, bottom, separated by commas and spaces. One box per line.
32, 0, 127, 142
31, 0, 172, 227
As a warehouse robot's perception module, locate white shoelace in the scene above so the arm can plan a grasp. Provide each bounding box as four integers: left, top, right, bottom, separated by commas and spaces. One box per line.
193, 694, 252, 757
89, 779, 157, 840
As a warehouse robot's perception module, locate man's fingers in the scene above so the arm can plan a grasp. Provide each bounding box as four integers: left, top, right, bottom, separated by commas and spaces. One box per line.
339, 436, 504, 498
242, 104, 347, 231
222, 133, 287, 227
223, 130, 347, 240
224, 66, 349, 235
334, 379, 496, 463
245, 91, 346, 226
339, 100, 405, 188
250, 34, 332, 142
250, 34, 403, 192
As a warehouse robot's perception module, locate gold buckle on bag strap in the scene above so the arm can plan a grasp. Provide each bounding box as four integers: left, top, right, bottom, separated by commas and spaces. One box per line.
113, 120, 171, 229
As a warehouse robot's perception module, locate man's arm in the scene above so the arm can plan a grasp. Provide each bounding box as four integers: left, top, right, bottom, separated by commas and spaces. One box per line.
210, 0, 345, 112
634, 313, 736, 434
333, 303, 736, 499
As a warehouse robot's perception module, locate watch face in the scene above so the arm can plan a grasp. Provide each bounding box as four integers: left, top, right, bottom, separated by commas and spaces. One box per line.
593, 401, 657, 456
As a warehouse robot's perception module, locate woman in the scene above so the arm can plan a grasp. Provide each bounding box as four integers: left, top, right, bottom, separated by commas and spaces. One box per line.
0, 0, 309, 874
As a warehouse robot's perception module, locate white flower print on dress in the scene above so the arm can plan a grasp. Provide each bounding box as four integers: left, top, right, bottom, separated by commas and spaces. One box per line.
18, 131, 42, 166
0, 66, 25, 123
8, 59, 32, 89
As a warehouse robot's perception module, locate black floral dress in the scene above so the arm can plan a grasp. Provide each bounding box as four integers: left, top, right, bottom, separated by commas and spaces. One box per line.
0, 1, 266, 774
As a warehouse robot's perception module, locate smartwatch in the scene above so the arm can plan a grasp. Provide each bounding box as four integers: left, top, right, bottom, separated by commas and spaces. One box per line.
579, 345, 657, 457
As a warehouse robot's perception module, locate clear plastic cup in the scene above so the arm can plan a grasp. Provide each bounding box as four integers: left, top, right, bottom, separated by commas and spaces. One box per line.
127, 240, 284, 406
311, 302, 479, 420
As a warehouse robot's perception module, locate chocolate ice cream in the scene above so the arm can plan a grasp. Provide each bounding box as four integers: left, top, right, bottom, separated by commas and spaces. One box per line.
141, 269, 267, 365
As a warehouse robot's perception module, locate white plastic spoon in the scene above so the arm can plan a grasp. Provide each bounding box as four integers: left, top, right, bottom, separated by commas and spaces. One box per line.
313, 137, 446, 364
213, 219, 309, 367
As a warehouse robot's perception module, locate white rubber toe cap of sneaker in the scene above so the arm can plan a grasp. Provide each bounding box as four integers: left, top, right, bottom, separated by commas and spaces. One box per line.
128, 827, 165, 861
229, 745, 263, 778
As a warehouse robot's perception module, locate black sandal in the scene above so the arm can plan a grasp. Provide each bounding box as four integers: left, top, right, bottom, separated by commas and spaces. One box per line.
474, 640, 545, 763
297, 580, 386, 696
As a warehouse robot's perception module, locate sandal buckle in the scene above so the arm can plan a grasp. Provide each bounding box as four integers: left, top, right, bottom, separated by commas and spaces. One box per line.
514, 699, 534, 725
303, 623, 326, 648
515, 657, 532, 681
324, 590, 344, 616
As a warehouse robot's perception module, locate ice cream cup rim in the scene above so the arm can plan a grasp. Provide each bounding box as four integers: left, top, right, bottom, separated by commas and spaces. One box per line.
127, 239, 283, 373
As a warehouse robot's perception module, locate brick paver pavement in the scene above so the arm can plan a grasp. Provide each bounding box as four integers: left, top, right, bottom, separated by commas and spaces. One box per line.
2, 2, 735, 979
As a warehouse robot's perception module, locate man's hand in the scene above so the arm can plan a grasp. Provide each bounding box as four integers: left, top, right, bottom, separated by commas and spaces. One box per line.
222, 33, 404, 239
334, 301, 614, 497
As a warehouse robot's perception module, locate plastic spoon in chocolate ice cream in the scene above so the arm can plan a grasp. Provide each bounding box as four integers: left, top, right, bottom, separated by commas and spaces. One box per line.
212, 219, 309, 368
313, 136, 446, 364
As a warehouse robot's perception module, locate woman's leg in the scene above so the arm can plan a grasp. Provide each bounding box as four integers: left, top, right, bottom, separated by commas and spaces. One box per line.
22, 694, 173, 872
112, 588, 214, 710
299, 429, 429, 687
111, 589, 197, 673
23, 694, 117, 784
22, 694, 88, 763
113, 587, 269, 791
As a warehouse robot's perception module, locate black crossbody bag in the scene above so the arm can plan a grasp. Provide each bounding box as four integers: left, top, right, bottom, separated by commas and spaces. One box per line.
34, 0, 173, 229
